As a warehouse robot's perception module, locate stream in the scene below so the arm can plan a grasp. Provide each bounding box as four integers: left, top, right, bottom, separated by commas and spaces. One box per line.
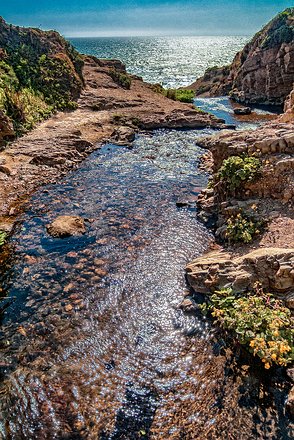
0, 100, 291, 439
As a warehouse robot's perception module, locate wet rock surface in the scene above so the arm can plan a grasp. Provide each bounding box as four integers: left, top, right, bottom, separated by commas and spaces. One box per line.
47, 215, 87, 238
234, 107, 252, 115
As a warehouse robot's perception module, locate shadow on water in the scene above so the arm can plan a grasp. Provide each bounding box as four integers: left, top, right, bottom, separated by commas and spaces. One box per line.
0, 126, 292, 439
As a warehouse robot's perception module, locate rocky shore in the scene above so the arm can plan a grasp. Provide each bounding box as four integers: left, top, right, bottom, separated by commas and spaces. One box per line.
184, 82, 294, 412
0, 10, 293, 428
181, 9, 294, 415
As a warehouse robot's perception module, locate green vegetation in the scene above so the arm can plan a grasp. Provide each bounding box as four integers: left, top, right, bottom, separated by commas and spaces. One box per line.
109, 70, 132, 89
0, 230, 7, 247
165, 89, 195, 103
0, 20, 84, 137
151, 83, 195, 103
200, 284, 294, 369
218, 155, 261, 191
226, 212, 263, 243
260, 8, 294, 49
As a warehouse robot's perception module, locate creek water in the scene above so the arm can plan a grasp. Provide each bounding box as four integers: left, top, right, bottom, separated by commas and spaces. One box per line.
0, 102, 291, 439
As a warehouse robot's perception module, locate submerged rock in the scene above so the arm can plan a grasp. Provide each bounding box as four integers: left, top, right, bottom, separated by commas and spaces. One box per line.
234, 107, 252, 115
179, 297, 198, 313
47, 215, 86, 238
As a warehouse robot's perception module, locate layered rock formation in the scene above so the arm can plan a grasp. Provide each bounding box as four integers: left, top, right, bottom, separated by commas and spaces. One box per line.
189, 8, 294, 106
196, 122, 294, 240
187, 248, 294, 309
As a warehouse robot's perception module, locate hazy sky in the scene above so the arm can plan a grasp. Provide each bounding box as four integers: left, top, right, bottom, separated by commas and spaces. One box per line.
1, 1, 293, 37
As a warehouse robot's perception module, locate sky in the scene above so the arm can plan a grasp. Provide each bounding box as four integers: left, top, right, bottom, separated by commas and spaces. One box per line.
1, 1, 293, 37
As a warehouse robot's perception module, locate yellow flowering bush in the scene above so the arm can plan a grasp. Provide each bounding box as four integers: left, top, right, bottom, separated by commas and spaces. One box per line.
201, 284, 294, 369
226, 212, 263, 243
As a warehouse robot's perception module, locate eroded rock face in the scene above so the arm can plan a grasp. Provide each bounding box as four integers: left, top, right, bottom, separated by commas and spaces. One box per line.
186, 248, 294, 308
0, 110, 14, 144
281, 83, 294, 122
47, 215, 86, 238
286, 386, 294, 416
189, 8, 294, 106
196, 122, 294, 241
110, 126, 136, 146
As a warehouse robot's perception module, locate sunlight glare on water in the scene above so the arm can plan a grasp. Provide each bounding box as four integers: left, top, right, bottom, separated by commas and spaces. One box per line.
70, 36, 249, 88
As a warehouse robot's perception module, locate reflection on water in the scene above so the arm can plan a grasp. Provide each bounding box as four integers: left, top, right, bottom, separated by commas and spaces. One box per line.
0, 129, 292, 439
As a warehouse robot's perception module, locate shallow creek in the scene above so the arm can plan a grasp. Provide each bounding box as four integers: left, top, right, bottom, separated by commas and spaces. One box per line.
0, 103, 292, 439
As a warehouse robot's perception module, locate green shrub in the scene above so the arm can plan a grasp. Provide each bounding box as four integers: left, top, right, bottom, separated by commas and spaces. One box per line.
200, 284, 294, 369
150, 84, 195, 103
260, 8, 294, 49
165, 89, 195, 103
0, 230, 7, 246
109, 70, 131, 89
218, 155, 261, 191
1, 87, 52, 135
226, 212, 263, 243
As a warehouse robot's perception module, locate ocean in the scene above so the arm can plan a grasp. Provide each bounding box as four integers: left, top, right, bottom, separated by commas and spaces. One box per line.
69, 36, 249, 88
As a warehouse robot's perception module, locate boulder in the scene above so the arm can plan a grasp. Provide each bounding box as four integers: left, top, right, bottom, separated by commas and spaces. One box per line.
111, 126, 135, 145
179, 297, 198, 313
47, 215, 86, 238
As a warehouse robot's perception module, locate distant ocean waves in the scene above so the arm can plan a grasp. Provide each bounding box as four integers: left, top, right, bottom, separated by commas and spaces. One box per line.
70, 35, 248, 88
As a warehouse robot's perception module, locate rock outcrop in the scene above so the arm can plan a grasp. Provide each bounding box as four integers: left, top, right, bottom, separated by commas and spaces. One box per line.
189, 8, 294, 106
186, 248, 294, 309
281, 83, 294, 122
0, 110, 14, 145
196, 122, 294, 243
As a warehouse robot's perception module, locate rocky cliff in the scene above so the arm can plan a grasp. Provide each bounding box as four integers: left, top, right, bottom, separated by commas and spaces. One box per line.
189, 8, 294, 106
0, 17, 84, 142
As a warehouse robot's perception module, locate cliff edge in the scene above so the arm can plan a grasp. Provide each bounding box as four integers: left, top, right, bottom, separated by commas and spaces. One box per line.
189, 8, 294, 106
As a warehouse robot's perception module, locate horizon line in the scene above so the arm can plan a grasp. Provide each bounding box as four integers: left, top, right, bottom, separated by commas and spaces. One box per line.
67, 33, 250, 39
